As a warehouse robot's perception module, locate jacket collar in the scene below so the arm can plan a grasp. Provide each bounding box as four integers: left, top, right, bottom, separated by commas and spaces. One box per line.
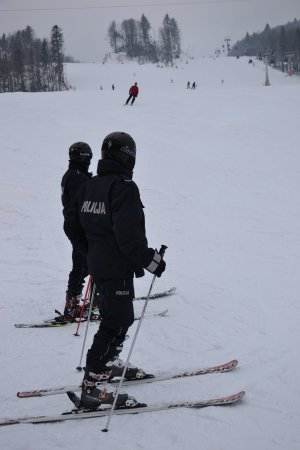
97, 159, 133, 179
68, 161, 90, 173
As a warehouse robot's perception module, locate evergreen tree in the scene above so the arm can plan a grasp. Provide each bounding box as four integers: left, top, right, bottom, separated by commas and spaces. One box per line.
0, 34, 10, 92
50, 25, 65, 90
40, 38, 50, 90
11, 31, 25, 91
278, 26, 287, 60
295, 28, 300, 59
260, 24, 273, 54
23, 27, 36, 91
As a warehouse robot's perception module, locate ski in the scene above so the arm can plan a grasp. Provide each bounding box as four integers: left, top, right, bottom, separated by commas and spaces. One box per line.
134, 286, 176, 301
14, 286, 176, 328
14, 312, 100, 329
15, 320, 74, 329
17, 359, 238, 398
14, 309, 168, 329
0, 390, 245, 426
134, 309, 168, 320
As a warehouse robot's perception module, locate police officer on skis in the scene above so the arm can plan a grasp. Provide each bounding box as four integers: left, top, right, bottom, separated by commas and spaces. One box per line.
65, 131, 166, 409
61, 142, 93, 320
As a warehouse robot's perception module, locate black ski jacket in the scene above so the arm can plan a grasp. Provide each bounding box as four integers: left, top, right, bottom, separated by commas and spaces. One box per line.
64, 159, 154, 280
61, 162, 92, 237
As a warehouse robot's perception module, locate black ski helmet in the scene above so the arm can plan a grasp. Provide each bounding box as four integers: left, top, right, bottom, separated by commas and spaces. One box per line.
101, 132, 136, 171
69, 142, 92, 164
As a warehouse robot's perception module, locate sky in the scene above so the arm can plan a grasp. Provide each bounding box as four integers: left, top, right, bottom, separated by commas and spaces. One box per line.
0, 0, 300, 61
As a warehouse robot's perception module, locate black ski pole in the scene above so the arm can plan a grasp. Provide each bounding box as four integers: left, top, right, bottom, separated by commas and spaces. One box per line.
102, 244, 167, 432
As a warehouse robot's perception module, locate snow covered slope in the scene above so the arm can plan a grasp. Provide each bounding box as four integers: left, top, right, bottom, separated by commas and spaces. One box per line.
0, 57, 300, 450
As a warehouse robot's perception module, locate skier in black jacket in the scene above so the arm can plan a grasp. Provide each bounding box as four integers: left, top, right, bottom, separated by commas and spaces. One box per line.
65, 131, 166, 409
61, 142, 93, 320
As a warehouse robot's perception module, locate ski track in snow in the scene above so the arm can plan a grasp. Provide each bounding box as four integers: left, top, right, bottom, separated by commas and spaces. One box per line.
0, 57, 300, 450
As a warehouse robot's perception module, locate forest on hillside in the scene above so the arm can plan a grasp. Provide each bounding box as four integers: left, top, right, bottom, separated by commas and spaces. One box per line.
229, 18, 300, 72
0, 25, 68, 93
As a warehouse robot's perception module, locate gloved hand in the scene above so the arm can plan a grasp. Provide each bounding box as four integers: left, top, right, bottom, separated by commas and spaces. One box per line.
145, 249, 166, 277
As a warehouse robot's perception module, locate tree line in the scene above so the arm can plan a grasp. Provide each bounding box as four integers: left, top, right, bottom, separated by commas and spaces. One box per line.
107, 14, 181, 65
229, 18, 300, 72
0, 25, 67, 93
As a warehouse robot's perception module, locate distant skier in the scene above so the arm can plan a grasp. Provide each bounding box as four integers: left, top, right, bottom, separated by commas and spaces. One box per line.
187, 81, 190, 89
112, 84, 115, 90
125, 82, 139, 105
61, 142, 93, 320
191, 81, 196, 89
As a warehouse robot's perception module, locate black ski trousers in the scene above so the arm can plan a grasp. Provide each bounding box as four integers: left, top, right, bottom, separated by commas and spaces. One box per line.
67, 241, 88, 297
125, 95, 136, 105
86, 278, 135, 371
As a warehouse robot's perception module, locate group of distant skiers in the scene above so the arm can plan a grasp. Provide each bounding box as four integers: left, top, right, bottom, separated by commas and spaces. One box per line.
187, 81, 197, 89
61, 130, 166, 410
99, 82, 139, 106
99, 80, 201, 107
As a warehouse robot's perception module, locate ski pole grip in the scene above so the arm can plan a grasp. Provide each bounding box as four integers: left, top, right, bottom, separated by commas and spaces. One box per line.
159, 244, 167, 258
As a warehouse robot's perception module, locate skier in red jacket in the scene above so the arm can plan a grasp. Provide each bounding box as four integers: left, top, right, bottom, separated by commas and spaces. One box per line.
125, 82, 139, 105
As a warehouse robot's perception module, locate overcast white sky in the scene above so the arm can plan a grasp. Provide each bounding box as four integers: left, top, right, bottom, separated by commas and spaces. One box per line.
0, 0, 299, 61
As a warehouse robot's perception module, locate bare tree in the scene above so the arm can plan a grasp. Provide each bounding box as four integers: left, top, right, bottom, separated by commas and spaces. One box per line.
106, 14, 180, 64
159, 14, 180, 65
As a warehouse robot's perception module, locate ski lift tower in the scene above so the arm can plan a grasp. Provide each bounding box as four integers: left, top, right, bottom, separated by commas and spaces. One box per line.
224, 36, 231, 54
286, 52, 295, 75
264, 52, 271, 86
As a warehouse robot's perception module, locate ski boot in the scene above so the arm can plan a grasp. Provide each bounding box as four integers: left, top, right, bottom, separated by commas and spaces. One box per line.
80, 368, 138, 410
63, 294, 87, 322
105, 356, 149, 381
